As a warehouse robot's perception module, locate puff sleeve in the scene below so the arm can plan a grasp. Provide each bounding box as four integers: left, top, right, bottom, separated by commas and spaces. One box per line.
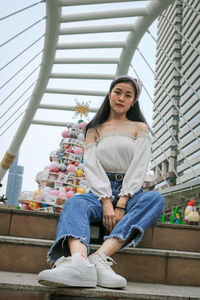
84, 143, 113, 201
118, 136, 151, 197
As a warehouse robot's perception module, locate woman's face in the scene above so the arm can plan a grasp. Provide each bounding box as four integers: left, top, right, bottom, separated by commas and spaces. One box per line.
109, 82, 135, 115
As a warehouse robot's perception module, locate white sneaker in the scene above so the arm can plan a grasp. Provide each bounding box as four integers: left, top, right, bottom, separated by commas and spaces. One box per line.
88, 251, 127, 289
38, 253, 97, 287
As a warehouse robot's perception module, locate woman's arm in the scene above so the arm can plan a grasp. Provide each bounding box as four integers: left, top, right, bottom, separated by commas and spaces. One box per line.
84, 130, 113, 200
116, 195, 129, 208
85, 129, 116, 232
101, 197, 117, 233
118, 122, 151, 199
85, 128, 97, 144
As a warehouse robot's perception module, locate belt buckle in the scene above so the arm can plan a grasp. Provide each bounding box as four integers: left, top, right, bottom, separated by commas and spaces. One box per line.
115, 173, 123, 181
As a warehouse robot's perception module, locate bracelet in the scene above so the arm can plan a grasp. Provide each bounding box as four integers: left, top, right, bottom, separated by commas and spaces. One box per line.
115, 206, 126, 211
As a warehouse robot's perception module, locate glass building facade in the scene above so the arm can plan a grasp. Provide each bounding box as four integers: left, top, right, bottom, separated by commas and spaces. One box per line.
151, 0, 200, 189
6, 153, 24, 207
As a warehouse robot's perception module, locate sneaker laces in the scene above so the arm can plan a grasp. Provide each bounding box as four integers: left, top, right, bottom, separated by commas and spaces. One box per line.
53, 256, 71, 268
99, 255, 116, 270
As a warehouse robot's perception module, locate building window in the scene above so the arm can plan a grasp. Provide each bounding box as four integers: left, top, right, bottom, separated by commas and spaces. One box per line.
177, 159, 184, 166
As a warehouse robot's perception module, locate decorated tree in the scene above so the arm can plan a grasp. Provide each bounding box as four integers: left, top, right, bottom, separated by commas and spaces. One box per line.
19, 100, 90, 213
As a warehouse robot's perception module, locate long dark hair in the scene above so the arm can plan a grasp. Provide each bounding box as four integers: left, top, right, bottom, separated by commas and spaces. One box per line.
85, 77, 148, 136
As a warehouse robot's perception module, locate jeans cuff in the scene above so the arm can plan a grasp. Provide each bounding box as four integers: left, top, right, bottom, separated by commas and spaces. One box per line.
47, 234, 90, 265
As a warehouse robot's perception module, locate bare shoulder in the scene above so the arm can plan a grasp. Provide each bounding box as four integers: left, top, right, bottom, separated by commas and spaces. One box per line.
85, 128, 98, 144
135, 122, 149, 136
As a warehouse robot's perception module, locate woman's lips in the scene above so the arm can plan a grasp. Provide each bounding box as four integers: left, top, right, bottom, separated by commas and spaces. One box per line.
116, 103, 124, 107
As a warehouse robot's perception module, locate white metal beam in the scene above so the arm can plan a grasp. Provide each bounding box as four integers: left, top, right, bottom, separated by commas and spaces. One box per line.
54, 58, 119, 64
32, 120, 77, 127
50, 73, 115, 80
57, 41, 125, 49
60, 0, 148, 6
45, 88, 107, 96
32, 119, 98, 127
38, 104, 98, 112
61, 8, 146, 23
60, 24, 134, 35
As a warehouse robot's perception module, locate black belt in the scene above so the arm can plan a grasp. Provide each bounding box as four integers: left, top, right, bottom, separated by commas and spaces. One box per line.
107, 173, 125, 182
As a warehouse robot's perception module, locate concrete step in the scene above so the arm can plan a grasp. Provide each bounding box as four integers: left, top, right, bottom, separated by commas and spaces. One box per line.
0, 235, 200, 287
1, 207, 200, 253
0, 271, 200, 300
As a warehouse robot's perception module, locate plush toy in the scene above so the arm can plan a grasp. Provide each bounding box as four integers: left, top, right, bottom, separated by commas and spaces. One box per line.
62, 130, 69, 138
65, 147, 73, 153
59, 163, 67, 172
66, 190, 74, 198
74, 147, 82, 155
21, 203, 30, 210
78, 163, 84, 170
185, 199, 200, 225
77, 133, 84, 141
188, 210, 200, 225
76, 169, 83, 177
79, 121, 87, 130
27, 200, 41, 210
67, 164, 76, 173
77, 187, 86, 194
73, 123, 80, 129
50, 166, 59, 173
35, 194, 43, 202
50, 189, 59, 196
58, 191, 67, 199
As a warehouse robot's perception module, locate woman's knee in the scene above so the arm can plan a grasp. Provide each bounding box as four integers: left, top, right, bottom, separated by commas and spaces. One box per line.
59, 192, 102, 225
62, 194, 84, 212
64, 193, 99, 215
145, 191, 165, 210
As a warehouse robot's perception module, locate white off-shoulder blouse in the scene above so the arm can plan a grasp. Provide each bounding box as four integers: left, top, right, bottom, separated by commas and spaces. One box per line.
84, 133, 151, 201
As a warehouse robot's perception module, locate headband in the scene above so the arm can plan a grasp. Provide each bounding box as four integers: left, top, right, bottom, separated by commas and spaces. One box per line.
110, 75, 143, 102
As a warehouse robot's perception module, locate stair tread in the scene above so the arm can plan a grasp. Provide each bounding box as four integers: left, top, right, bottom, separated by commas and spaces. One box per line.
0, 234, 53, 246
0, 271, 200, 299
1, 235, 200, 259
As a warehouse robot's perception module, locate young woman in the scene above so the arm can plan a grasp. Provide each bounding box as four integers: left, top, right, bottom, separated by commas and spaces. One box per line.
38, 75, 165, 289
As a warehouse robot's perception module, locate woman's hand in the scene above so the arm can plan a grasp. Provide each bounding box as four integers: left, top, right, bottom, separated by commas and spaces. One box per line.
101, 198, 117, 233
114, 206, 126, 223
114, 195, 129, 222
101, 195, 129, 232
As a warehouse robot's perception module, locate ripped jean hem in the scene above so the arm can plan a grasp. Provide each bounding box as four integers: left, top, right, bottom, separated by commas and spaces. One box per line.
103, 224, 144, 249
47, 234, 90, 265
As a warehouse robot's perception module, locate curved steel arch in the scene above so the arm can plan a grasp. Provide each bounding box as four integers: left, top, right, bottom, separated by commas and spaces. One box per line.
0, 0, 175, 182
117, 0, 174, 75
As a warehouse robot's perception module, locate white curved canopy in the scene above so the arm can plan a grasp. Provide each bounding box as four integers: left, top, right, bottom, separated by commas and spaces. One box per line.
0, 0, 174, 181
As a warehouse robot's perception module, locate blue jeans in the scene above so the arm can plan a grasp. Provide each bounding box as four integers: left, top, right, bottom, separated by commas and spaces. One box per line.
48, 179, 165, 264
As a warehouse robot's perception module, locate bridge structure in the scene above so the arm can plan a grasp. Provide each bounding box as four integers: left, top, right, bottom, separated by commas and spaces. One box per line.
0, 0, 199, 219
